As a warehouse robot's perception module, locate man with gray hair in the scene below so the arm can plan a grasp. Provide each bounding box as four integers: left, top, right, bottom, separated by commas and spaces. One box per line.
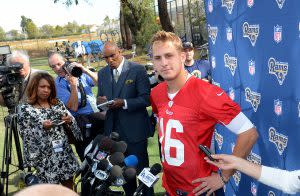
0, 50, 46, 106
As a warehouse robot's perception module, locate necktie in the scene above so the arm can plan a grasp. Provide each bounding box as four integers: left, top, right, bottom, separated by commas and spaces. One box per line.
114, 69, 120, 82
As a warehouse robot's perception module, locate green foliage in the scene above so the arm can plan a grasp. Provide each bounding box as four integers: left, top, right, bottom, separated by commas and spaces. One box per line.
20, 16, 39, 39
0, 26, 5, 41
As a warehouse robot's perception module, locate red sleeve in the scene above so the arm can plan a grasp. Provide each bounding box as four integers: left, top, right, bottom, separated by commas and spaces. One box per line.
198, 84, 241, 125
150, 91, 158, 115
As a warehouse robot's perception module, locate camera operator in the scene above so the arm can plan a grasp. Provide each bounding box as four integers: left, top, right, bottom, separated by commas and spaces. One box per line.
0, 50, 46, 106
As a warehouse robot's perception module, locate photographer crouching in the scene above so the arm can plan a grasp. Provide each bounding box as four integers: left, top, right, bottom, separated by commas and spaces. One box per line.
48, 52, 105, 195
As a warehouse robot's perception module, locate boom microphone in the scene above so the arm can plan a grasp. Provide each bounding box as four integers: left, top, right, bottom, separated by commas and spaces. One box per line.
134, 163, 162, 196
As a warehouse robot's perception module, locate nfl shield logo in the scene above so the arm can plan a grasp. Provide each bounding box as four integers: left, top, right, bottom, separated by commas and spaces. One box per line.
274, 25, 282, 43
274, 99, 282, 116
208, 0, 213, 13
251, 182, 257, 196
226, 27, 232, 42
247, 0, 254, 7
248, 60, 255, 75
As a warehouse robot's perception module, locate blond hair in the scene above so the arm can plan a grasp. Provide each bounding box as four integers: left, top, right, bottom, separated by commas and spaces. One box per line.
150, 31, 183, 52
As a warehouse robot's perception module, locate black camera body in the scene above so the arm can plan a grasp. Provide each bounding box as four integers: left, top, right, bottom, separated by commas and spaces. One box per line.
0, 45, 23, 110
63, 60, 82, 77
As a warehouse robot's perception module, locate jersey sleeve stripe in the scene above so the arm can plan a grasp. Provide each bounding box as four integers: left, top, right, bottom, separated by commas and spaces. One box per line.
224, 112, 254, 134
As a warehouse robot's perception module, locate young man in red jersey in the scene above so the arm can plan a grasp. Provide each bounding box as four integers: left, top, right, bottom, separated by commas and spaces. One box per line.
150, 31, 258, 196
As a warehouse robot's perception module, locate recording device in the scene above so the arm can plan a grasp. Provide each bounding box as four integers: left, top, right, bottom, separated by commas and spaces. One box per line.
97, 100, 115, 111
199, 144, 216, 162
134, 163, 162, 196
62, 60, 82, 77
0, 45, 23, 110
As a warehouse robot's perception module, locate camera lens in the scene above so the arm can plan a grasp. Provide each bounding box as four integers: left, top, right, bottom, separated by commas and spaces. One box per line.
63, 61, 82, 77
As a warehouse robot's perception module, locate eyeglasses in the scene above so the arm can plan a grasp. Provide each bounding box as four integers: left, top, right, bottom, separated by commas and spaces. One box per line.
103, 53, 117, 59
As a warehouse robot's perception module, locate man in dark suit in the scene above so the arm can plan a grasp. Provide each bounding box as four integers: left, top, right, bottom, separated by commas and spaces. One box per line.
97, 42, 153, 196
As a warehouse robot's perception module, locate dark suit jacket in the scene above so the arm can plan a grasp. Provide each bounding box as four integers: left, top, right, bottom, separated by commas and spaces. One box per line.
97, 59, 152, 143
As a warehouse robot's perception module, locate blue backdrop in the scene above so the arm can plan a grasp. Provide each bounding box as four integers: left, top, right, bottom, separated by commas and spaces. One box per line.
204, 1, 300, 195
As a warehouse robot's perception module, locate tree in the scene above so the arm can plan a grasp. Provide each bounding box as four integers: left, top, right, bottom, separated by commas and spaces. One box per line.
157, 0, 174, 32
0, 26, 6, 41
40, 25, 55, 38
65, 21, 80, 34
20, 16, 39, 39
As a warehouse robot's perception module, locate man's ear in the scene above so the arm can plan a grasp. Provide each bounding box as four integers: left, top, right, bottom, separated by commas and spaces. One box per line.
181, 51, 186, 63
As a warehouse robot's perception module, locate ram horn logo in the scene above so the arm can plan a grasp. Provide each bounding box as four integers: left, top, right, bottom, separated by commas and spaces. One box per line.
275, 0, 285, 9
274, 25, 282, 43
208, 0, 213, 13
243, 22, 259, 46
269, 127, 288, 155
245, 87, 261, 112
224, 53, 238, 76
274, 99, 282, 116
268, 57, 288, 85
214, 131, 223, 150
247, 151, 261, 165
248, 60, 255, 75
221, 0, 235, 14
208, 25, 218, 45
247, 0, 254, 8
268, 191, 275, 196
233, 171, 241, 186
226, 27, 232, 42
211, 56, 216, 69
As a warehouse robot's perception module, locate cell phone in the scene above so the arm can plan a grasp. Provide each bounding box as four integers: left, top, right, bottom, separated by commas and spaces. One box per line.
199, 144, 217, 162
97, 100, 115, 110
52, 120, 65, 126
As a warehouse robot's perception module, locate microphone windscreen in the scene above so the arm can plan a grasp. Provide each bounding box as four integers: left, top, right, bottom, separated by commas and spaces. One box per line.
150, 163, 162, 175
124, 155, 138, 168
93, 134, 106, 147
123, 167, 136, 181
99, 137, 115, 152
111, 141, 127, 154
109, 152, 125, 166
110, 165, 123, 178
110, 132, 119, 141
97, 159, 109, 171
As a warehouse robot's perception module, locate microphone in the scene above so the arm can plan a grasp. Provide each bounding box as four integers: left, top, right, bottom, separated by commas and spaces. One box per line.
111, 141, 127, 154
123, 155, 138, 168
110, 132, 120, 141
95, 165, 123, 193
84, 134, 106, 157
108, 152, 125, 166
123, 167, 137, 182
134, 163, 162, 196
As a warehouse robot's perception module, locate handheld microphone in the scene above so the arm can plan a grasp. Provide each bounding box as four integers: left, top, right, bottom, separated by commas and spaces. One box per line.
134, 163, 162, 196
95, 165, 123, 193
110, 132, 120, 141
111, 141, 127, 154
123, 167, 137, 182
123, 155, 138, 168
108, 152, 125, 166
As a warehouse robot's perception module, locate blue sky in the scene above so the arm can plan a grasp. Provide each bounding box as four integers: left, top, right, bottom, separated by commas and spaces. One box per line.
1, 0, 120, 31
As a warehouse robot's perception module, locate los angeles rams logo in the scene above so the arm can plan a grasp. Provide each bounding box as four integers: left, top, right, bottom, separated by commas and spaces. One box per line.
268, 57, 288, 85
211, 56, 216, 69
221, 0, 235, 14
226, 27, 232, 42
245, 87, 261, 112
248, 60, 255, 75
191, 70, 202, 79
274, 99, 282, 116
269, 127, 288, 155
268, 191, 275, 196
224, 53, 238, 76
247, 0, 254, 8
208, 0, 213, 13
214, 131, 223, 150
275, 0, 285, 9
247, 151, 261, 165
274, 25, 282, 43
243, 22, 259, 46
233, 171, 241, 186
208, 25, 218, 45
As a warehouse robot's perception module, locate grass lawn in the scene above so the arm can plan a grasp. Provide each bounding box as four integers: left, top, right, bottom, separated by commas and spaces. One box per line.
0, 56, 165, 195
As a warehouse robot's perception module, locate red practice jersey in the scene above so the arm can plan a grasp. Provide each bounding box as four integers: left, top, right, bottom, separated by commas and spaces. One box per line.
150, 76, 241, 195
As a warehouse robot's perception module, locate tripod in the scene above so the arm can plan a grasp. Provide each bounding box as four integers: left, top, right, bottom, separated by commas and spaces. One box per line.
1, 110, 24, 195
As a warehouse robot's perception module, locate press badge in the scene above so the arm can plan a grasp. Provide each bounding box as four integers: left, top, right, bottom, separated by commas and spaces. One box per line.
52, 140, 63, 153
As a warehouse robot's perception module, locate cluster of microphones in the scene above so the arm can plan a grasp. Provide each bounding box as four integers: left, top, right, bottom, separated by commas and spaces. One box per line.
74, 132, 162, 196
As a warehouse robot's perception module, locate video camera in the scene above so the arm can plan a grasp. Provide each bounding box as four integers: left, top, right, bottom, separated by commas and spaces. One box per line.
62, 59, 82, 78
0, 45, 23, 111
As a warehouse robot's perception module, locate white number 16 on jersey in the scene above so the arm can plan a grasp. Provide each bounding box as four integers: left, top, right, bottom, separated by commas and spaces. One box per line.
159, 118, 184, 166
